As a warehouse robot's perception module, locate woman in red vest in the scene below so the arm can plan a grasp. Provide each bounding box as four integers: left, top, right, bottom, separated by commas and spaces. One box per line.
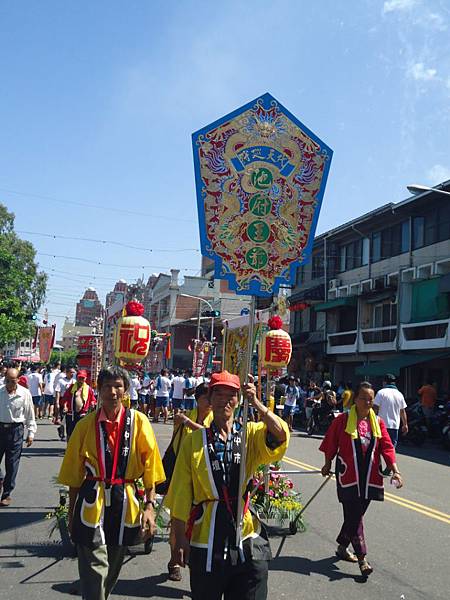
320, 381, 403, 577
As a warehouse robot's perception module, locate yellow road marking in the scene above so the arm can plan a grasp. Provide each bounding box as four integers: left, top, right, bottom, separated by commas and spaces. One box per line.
283, 455, 450, 525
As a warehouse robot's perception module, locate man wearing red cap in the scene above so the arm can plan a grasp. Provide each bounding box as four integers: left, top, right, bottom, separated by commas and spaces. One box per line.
165, 370, 290, 600
61, 370, 96, 440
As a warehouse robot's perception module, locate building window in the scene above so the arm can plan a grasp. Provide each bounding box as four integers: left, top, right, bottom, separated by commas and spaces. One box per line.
372, 232, 381, 262
438, 204, 450, 242
413, 216, 425, 249
339, 246, 346, 272
425, 211, 438, 246
401, 221, 410, 253
362, 238, 370, 265
312, 253, 324, 279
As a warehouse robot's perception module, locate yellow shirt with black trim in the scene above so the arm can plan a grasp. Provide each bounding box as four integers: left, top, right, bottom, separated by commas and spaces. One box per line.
58, 409, 165, 535
165, 418, 290, 547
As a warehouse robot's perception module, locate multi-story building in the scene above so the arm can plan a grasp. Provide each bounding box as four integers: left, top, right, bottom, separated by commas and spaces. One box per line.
149, 268, 251, 368
105, 280, 127, 309
1, 337, 40, 361
289, 180, 450, 398
61, 319, 95, 351
75, 288, 104, 326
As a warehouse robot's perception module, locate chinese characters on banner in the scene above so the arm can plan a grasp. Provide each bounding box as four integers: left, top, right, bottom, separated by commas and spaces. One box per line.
193, 92, 332, 297
192, 340, 212, 378
38, 326, 55, 363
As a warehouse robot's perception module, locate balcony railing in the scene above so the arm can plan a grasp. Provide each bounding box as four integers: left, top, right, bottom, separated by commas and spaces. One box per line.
400, 319, 449, 350
359, 326, 397, 352
327, 330, 358, 354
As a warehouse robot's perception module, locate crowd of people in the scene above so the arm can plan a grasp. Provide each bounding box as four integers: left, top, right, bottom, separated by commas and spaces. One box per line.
2, 357, 445, 598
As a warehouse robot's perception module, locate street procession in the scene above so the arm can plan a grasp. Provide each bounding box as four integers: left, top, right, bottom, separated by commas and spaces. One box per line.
1, 3, 450, 600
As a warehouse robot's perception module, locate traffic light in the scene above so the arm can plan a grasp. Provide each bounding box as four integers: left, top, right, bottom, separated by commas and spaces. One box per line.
201, 310, 221, 317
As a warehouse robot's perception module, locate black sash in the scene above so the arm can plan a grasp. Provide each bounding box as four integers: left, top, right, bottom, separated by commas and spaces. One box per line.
205, 421, 246, 567
72, 409, 137, 548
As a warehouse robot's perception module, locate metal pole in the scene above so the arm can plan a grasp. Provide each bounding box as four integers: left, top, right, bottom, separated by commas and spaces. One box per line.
210, 315, 214, 342
235, 296, 256, 548
196, 299, 201, 340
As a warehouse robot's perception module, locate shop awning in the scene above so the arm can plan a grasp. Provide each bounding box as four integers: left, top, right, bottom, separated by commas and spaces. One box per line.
314, 297, 357, 312
355, 352, 450, 377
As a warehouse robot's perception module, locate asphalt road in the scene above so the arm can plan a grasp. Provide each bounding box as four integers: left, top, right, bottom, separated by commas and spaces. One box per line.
0, 420, 449, 600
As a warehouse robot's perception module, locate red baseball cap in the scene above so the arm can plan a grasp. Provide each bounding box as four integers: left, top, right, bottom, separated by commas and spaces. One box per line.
209, 371, 240, 391
77, 370, 88, 379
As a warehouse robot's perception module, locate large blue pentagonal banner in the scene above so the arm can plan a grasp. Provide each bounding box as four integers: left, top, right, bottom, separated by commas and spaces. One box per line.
193, 92, 332, 297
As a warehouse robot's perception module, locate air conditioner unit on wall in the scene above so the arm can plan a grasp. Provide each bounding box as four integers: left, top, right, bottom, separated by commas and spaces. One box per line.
329, 278, 339, 290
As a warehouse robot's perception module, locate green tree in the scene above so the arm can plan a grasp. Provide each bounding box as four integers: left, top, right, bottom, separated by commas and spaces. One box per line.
49, 349, 78, 367
0, 204, 47, 346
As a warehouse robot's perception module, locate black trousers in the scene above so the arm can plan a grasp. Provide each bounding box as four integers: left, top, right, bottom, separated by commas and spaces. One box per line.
66, 413, 84, 440
190, 557, 268, 600
0, 423, 24, 499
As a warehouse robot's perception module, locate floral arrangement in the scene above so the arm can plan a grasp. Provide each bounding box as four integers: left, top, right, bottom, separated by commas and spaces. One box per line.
251, 463, 305, 530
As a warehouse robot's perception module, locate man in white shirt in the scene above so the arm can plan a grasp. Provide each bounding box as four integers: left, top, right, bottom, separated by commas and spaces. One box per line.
154, 369, 172, 424
183, 370, 198, 412
373, 373, 408, 448
54, 366, 76, 440
27, 365, 44, 419
129, 373, 141, 408
171, 370, 186, 415
0, 368, 37, 506
43, 363, 61, 419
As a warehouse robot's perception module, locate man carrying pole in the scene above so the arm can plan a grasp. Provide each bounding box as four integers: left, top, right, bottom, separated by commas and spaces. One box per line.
166, 369, 289, 599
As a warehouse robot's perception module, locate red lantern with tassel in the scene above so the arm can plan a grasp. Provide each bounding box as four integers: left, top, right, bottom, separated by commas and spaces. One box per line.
114, 301, 151, 364
261, 315, 292, 368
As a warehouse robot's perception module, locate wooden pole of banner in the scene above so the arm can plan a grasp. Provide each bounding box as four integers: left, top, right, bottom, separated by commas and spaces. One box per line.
221, 320, 227, 371
235, 296, 256, 549
263, 368, 271, 494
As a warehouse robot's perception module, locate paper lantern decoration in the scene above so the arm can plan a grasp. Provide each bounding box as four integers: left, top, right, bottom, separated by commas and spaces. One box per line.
261, 315, 292, 368
114, 301, 151, 364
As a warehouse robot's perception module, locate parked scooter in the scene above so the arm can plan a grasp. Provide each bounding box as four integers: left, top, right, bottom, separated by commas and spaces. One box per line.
306, 401, 339, 435
400, 402, 427, 446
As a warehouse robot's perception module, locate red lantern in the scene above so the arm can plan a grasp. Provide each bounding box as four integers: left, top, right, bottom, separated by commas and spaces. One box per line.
261, 315, 292, 368
114, 301, 151, 364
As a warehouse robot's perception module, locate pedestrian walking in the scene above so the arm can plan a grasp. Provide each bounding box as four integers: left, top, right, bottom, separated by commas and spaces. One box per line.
0, 368, 36, 506
42, 362, 60, 419
54, 366, 76, 440
418, 379, 438, 433
26, 364, 44, 419
282, 375, 300, 432
154, 368, 172, 423
373, 373, 408, 448
61, 369, 96, 440
341, 381, 354, 412
166, 370, 289, 600
320, 381, 403, 576
166, 382, 213, 582
57, 366, 165, 600
171, 370, 186, 415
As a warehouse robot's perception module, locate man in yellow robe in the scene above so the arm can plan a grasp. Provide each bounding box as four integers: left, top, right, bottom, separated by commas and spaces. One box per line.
165, 370, 290, 600
58, 366, 165, 600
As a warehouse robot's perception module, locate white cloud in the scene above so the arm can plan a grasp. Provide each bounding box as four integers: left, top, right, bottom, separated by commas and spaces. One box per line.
408, 62, 437, 81
426, 12, 447, 31
427, 164, 450, 185
383, 0, 416, 14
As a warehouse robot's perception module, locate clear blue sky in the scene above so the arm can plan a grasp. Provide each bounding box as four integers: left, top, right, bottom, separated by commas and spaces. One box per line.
1, 0, 449, 336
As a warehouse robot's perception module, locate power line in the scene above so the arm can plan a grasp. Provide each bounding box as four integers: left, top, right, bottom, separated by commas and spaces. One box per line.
0, 186, 197, 223
17, 230, 199, 253
37, 252, 198, 271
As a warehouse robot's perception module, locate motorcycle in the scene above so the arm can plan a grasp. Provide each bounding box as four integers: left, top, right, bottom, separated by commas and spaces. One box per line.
306, 401, 339, 435
400, 402, 427, 446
